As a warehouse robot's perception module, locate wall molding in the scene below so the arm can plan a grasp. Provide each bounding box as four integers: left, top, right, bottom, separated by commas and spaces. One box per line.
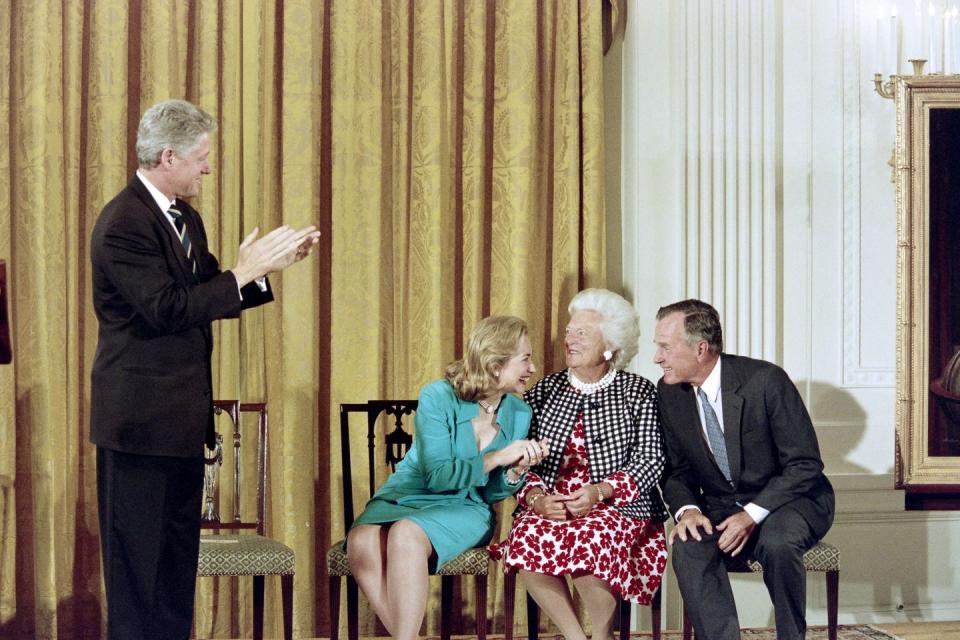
679, 0, 781, 361
834, 510, 960, 524
841, 0, 895, 387
807, 602, 960, 624
828, 473, 960, 523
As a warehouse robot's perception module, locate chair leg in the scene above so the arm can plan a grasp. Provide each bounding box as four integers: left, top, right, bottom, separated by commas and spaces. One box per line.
475, 575, 488, 640
503, 572, 516, 640
619, 597, 630, 640
650, 585, 662, 640
827, 570, 839, 640
347, 576, 359, 640
253, 575, 265, 640
328, 576, 341, 640
281, 573, 294, 640
682, 606, 693, 640
526, 592, 539, 640
441, 575, 454, 640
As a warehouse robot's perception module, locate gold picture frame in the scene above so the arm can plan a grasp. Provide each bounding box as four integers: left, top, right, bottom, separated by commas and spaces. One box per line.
895, 75, 960, 493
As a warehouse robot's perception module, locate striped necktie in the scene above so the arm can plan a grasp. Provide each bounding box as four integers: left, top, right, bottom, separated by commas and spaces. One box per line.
167, 205, 197, 275
697, 387, 732, 484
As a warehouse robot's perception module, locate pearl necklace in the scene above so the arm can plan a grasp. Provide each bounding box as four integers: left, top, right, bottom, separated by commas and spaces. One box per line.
478, 397, 502, 414
568, 367, 617, 395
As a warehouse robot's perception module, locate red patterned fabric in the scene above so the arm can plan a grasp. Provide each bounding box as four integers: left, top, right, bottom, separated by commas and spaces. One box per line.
490, 417, 667, 604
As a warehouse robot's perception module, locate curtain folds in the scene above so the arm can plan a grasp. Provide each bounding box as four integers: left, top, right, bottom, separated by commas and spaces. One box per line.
0, 1, 607, 637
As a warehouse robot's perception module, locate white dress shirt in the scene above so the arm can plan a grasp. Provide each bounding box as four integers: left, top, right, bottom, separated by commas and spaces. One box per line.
675, 358, 770, 525
136, 170, 180, 235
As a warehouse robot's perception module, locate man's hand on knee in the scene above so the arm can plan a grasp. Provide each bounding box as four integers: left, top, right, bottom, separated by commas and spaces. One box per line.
716, 511, 757, 556
670, 508, 713, 544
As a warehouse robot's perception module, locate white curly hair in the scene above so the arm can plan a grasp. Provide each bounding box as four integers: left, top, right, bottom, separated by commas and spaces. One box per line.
568, 288, 641, 370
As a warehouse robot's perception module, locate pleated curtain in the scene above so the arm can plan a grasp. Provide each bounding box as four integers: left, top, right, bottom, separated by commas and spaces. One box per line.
0, 1, 611, 637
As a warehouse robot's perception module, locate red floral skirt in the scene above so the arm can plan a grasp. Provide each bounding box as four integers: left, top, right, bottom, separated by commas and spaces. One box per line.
489, 417, 667, 604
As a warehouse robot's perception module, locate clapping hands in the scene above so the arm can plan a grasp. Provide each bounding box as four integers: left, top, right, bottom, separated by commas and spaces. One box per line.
232, 224, 321, 287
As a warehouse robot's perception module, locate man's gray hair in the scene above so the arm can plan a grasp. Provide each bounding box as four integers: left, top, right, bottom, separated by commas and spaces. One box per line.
136, 99, 217, 168
656, 298, 723, 354
568, 288, 641, 370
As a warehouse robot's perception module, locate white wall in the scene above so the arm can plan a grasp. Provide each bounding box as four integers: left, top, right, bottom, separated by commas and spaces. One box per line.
615, 0, 960, 630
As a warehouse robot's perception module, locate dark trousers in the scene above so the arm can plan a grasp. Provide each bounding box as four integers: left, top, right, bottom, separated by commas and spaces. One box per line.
97, 447, 205, 640
672, 505, 819, 640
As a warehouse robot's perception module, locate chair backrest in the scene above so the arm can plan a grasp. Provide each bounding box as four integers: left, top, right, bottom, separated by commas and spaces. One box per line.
339, 400, 418, 531
201, 400, 269, 536
0, 260, 11, 364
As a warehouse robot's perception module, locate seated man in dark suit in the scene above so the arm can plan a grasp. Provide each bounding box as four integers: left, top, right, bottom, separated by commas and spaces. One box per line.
653, 299, 834, 640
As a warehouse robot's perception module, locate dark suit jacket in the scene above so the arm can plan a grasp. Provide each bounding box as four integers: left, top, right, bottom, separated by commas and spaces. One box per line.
90, 176, 273, 457
658, 354, 834, 537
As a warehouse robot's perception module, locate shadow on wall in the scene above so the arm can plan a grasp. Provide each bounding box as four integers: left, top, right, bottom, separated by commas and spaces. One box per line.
801, 380, 873, 475
746, 381, 904, 630
789, 381, 930, 626
1, 385, 105, 640
0, 594, 104, 640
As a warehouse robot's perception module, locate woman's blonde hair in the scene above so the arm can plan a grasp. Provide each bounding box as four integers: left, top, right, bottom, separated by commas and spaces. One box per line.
445, 315, 528, 401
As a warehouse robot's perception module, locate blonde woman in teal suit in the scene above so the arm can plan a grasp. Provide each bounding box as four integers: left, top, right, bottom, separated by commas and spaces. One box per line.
347, 316, 550, 640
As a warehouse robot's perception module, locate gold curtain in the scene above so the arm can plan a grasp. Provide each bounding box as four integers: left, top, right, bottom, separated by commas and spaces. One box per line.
0, 1, 607, 638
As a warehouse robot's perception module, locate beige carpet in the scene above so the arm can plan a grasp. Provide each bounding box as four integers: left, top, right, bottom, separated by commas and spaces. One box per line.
726, 626, 896, 639
621, 626, 896, 639
309, 623, 960, 640
516, 627, 900, 639
874, 620, 960, 639
350, 627, 900, 640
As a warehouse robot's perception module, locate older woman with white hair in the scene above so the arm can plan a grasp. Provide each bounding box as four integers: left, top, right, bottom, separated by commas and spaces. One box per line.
490, 289, 668, 640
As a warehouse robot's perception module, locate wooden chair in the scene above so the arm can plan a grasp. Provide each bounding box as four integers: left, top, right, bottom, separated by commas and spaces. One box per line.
196, 400, 294, 640
681, 540, 840, 640
0, 260, 11, 363
503, 573, 662, 640
326, 400, 491, 640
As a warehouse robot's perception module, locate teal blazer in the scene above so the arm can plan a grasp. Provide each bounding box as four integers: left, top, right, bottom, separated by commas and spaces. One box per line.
353, 379, 533, 567
375, 379, 533, 505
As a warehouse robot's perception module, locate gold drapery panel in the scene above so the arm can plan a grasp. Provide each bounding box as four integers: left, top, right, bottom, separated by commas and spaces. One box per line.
0, 1, 606, 638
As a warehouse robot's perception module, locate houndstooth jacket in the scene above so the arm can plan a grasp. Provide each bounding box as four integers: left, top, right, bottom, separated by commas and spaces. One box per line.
523, 369, 668, 522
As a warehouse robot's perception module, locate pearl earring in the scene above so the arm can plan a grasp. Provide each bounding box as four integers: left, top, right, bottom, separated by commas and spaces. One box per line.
603, 350, 613, 361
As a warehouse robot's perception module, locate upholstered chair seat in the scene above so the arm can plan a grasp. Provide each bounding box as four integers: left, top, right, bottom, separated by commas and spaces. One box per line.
199, 533, 296, 577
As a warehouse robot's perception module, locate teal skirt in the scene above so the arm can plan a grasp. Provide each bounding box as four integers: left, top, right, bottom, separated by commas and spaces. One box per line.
352, 494, 495, 569
350, 413, 510, 568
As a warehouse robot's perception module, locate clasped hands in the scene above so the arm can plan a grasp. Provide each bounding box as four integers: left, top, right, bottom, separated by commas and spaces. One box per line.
528, 484, 605, 521
669, 508, 756, 557
232, 224, 321, 287
500, 437, 550, 481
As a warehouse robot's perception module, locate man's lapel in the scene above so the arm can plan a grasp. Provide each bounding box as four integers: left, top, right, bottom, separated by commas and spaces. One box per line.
679, 384, 718, 472
129, 177, 195, 280
720, 355, 744, 487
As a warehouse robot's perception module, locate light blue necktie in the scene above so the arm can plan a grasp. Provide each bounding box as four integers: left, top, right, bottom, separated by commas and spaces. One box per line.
697, 387, 732, 484
168, 206, 197, 275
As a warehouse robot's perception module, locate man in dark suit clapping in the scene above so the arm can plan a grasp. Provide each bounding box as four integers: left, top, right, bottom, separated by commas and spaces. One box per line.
90, 99, 319, 640
653, 299, 834, 640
